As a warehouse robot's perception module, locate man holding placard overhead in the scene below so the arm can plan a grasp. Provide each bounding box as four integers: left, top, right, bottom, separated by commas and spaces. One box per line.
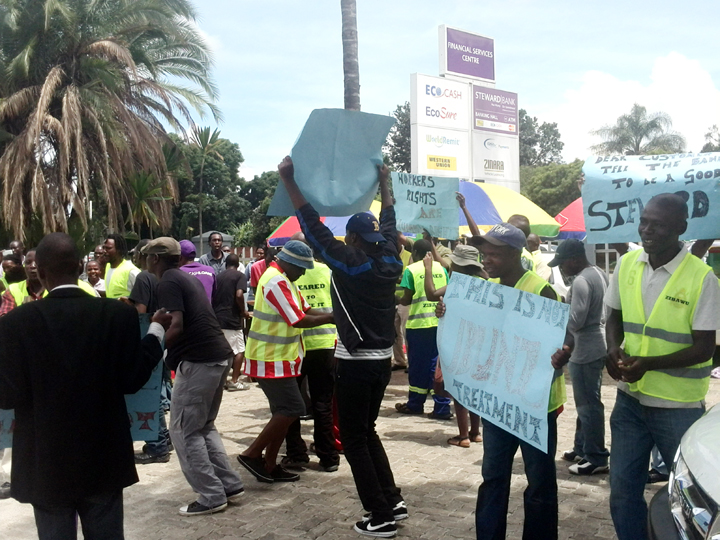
604, 193, 720, 540
278, 156, 406, 539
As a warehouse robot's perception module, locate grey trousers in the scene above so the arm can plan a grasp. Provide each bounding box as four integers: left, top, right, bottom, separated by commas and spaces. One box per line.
569, 358, 610, 467
170, 361, 243, 507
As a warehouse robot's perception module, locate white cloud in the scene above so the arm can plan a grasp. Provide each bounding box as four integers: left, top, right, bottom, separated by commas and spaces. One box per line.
238, 163, 260, 181
548, 52, 720, 162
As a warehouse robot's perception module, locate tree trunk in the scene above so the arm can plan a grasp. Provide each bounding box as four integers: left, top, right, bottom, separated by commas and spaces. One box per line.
341, 0, 360, 111
198, 157, 206, 255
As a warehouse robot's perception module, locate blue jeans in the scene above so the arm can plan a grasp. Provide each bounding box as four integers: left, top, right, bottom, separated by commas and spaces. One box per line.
476, 414, 558, 540
406, 327, 451, 416
569, 359, 609, 467
609, 390, 704, 540
144, 366, 172, 456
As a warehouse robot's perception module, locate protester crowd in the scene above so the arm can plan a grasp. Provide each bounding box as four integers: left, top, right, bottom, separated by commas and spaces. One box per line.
0, 157, 718, 540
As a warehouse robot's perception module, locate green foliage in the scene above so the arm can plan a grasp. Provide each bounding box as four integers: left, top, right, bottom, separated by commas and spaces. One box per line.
590, 103, 685, 155
0, 0, 218, 240
519, 109, 564, 166
701, 125, 720, 153
235, 171, 284, 247
384, 102, 410, 172
520, 160, 583, 217
168, 133, 251, 239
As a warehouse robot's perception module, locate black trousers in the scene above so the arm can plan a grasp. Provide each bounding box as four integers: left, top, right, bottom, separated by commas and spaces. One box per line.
33, 490, 124, 540
336, 358, 402, 522
285, 348, 339, 466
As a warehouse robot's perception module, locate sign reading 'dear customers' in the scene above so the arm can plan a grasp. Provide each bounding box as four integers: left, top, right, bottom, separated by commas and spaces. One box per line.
582, 153, 720, 244
392, 172, 459, 239
437, 273, 568, 453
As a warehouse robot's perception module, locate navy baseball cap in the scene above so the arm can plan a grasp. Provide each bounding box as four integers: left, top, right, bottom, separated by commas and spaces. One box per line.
548, 239, 586, 267
481, 223, 527, 251
346, 212, 385, 244
277, 240, 314, 270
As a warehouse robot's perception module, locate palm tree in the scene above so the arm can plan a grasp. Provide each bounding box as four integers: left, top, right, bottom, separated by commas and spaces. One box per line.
590, 103, 686, 155
126, 171, 172, 238
189, 125, 222, 255
0, 0, 219, 240
341, 0, 360, 111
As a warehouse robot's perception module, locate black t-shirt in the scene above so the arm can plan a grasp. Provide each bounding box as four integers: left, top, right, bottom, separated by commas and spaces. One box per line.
212, 268, 247, 330
128, 271, 159, 313
157, 268, 233, 369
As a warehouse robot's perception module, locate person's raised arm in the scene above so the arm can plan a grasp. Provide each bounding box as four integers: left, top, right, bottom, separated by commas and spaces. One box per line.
422, 230, 450, 269
423, 253, 447, 301
378, 164, 392, 209
278, 156, 308, 210
457, 192, 480, 237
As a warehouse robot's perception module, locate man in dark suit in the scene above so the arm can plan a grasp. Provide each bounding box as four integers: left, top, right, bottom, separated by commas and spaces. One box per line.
0, 233, 170, 540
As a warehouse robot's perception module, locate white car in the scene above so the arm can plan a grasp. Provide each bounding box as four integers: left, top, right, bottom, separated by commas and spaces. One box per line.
649, 403, 720, 540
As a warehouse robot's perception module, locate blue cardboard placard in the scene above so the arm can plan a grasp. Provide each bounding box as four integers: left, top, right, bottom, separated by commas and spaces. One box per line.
582, 153, 720, 243
0, 409, 13, 450
437, 273, 568, 453
268, 108, 395, 217
392, 173, 460, 239
124, 314, 162, 441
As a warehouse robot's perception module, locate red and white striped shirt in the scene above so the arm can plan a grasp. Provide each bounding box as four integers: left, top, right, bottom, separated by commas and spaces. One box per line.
245, 263, 310, 378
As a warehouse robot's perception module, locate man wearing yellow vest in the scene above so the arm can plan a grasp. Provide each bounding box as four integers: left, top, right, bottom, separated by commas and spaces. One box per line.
282, 233, 340, 472
605, 194, 720, 540
0, 250, 45, 315
438, 222, 566, 540
395, 239, 451, 419
238, 240, 334, 484
103, 234, 140, 299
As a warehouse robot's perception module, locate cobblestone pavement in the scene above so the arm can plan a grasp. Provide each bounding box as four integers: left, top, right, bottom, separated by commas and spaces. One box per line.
2, 371, 719, 540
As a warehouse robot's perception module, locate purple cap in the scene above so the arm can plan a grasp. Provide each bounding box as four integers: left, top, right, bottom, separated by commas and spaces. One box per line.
481, 223, 527, 251
179, 240, 196, 258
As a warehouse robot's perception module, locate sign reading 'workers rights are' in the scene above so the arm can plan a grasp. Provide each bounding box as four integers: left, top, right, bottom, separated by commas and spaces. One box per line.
392, 172, 459, 239
582, 152, 720, 244
437, 273, 569, 453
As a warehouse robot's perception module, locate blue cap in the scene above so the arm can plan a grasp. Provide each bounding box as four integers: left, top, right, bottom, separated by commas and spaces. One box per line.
276, 240, 314, 270
482, 223, 527, 251
346, 212, 385, 243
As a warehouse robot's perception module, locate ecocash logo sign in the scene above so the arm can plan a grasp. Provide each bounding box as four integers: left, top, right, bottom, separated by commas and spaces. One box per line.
483, 138, 510, 150
426, 134, 461, 148
425, 106, 458, 121
425, 85, 463, 99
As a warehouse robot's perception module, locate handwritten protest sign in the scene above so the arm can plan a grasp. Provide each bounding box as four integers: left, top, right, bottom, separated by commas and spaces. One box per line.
392, 172, 459, 238
124, 314, 162, 440
582, 153, 720, 244
268, 108, 395, 217
437, 273, 568, 452
0, 409, 13, 450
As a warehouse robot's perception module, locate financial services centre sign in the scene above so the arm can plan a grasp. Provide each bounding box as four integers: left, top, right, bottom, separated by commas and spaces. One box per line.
410, 26, 520, 191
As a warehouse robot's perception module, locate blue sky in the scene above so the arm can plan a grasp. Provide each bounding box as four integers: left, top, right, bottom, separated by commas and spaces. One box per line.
192, 0, 720, 179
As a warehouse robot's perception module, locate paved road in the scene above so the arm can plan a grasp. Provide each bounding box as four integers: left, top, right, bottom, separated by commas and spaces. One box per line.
2, 371, 718, 540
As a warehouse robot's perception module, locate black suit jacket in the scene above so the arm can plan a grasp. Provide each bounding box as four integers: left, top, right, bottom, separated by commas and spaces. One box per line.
0, 287, 163, 506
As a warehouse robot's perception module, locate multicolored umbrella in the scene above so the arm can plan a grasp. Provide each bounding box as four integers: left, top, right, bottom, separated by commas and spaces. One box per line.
458, 182, 560, 238
267, 201, 382, 246
554, 198, 586, 240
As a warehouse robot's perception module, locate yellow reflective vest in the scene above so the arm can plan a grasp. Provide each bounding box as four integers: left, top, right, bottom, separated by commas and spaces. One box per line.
105, 259, 139, 299
491, 271, 566, 413
8, 281, 41, 307
618, 249, 712, 402
296, 262, 336, 351
395, 248, 412, 299
246, 266, 304, 364
405, 260, 447, 330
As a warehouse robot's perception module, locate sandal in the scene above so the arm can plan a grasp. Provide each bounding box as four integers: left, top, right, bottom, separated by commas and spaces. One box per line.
447, 436, 471, 448
395, 403, 423, 415
468, 434, 483, 443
